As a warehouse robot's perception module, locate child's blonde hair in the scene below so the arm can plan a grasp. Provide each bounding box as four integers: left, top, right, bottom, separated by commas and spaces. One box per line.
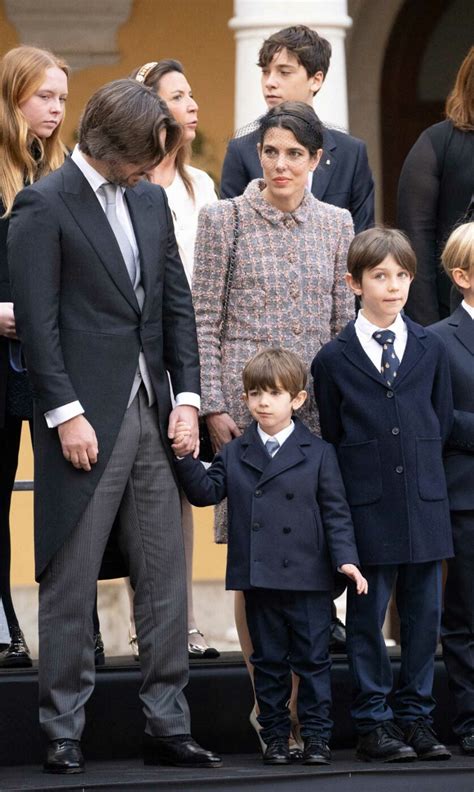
441, 222, 474, 282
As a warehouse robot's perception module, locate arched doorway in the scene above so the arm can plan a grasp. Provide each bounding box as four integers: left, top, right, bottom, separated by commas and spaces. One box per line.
381, 0, 473, 223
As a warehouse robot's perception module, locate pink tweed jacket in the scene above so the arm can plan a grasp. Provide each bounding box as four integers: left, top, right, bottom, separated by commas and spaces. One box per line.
193, 179, 355, 436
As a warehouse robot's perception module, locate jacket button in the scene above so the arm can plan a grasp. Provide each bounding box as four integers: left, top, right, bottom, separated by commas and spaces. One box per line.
391, 427, 400, 435
283, 559, 289, 568
255, 489, 263, 497
386, 390, 394, 398
283, 527, 291, 534
286, 493, 294, 500
252, 522, 260, 531
395, 465, 404, 474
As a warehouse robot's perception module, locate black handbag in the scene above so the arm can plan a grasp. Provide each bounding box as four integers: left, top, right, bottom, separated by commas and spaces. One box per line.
199, 199, 240, 462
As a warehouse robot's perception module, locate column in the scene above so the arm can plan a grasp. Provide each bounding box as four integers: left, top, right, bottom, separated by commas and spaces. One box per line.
229, 0, 352, 131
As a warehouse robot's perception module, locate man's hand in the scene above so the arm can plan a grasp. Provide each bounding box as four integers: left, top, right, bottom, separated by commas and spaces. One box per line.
340, 564, 368, 595
0, 302, 17, 339
206, 412, 241, 453
168, 405, 199, 458
171, 419, 192, 457
58, 415, 98, 471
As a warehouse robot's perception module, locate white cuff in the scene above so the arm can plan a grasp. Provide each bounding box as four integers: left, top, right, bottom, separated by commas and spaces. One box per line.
175, 392, 200, 410
45, 401, 84, 428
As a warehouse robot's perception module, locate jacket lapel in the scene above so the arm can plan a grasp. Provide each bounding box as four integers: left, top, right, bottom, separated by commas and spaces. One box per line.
125, 184, 163, 321
258, 429, 307, 486
393, 318, 428, 387
59, 159, 140, 315
340, 322, 387, 386
452, 304, 474, 355
312, 126, 337, 201
240, 423, 270, 475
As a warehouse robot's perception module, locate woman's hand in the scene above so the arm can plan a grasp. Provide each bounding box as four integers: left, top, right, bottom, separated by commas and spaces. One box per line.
0, 302, 17, 339
340, 564, 368, 595
206, 412, 241, 453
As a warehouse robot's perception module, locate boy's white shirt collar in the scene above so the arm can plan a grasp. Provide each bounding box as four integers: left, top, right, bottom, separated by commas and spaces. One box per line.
354, 310, 408, 370
461, 300, 474, 319
257, 420, 295, 452
355, 309, 406, 340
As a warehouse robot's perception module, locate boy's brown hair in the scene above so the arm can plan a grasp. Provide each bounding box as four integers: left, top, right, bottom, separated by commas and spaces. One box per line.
242, 348, 307, 399
441, 222, 474, 281
258, 25, 332, 83
347, 227, 417, 283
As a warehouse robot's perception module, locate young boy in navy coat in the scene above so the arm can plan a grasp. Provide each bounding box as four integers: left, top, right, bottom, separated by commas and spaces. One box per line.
172, 348, 367, 766
312, 228, 453, 763
430, 223, 474, 756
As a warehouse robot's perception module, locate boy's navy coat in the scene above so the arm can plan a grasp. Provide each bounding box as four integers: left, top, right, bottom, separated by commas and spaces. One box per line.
431, 304, 474, 511
176, 418, 359, 591
311, 316, 454, 565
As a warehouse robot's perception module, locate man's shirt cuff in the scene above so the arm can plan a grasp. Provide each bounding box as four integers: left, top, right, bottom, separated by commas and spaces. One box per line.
45, 401, 84, 428
175, 392, 200, 410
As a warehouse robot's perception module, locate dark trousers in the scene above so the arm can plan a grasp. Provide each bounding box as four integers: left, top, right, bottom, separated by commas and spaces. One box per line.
346, 561, 442, 734
0, 414, 31, 631
442, 510, 474, 737
244, 588, 332, 742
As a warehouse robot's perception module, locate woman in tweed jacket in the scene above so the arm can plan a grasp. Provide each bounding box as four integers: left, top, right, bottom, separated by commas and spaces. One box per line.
192, 102, 354, 753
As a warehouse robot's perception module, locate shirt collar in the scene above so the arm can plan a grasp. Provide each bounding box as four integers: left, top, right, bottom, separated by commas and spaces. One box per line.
355, 309, 406, 342
461, 299, 474, 319
71, 145, 124, 196
257, 419, 295, 449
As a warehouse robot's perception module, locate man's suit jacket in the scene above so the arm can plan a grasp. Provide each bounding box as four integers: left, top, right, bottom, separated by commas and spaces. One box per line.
8, 157, 200, 579
176, 418, 359, 591
430, 305, 474, 511
220, 125, 374, 233
311, 317, 454, 566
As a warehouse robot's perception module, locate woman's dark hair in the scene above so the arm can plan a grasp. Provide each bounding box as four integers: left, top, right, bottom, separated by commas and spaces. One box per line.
79, 79, 182, 165
130, 59, 195, 199
445, 45, 474, 131
259, 101, 323, 153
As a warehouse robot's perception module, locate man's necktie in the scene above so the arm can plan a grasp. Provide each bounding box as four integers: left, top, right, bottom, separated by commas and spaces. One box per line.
265, 437, 280, 457
373, 329, 400, 386
99, 182, 138, 287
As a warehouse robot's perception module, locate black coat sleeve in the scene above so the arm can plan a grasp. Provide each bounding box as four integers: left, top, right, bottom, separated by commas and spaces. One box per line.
220, 138, 252, 199
174, 450, 228, 506
349, 140, 375, 233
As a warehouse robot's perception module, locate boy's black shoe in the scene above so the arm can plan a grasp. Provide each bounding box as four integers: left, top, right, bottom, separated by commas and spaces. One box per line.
303, 736, 331, 764
460, 732, 474, 755
356, 722, 417, 762
403, 719, 451, 760
263, 737, 290, 764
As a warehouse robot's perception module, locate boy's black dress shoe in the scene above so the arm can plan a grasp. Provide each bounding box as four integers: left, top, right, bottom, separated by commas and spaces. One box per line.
460, 732, 474, 755
0, 627, 32, 668
356, 722, 417, 762
44, 739, 84, 774
263, 736, 290, 764
303, 736, 331, 764
143, 734, 222, 767
329, 618, 346, 652
403, 719, 451, 760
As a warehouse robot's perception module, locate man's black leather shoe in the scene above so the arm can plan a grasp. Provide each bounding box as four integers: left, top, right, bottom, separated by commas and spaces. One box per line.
357, 722, 417, 762
303, 736, 331, 764
460, 732, 474, 755
403, 719, 451, 760
143, 734, 222, 767
44, 739, 84, 774
0, 627, 32, 668
94, 632, 105, 666
263, 736, 290, 764
329, 618, 346, 653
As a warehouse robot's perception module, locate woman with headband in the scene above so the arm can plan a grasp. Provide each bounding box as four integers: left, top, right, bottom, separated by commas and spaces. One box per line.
192, 100, 355, 754
130, 59, 218, 659
0, 45, 68, 667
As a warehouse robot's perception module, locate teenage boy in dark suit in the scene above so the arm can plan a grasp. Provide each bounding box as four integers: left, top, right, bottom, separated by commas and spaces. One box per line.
312, 227, 453, 762
430, 222, 474, 756
172, 347, 367, 766
221, 25, 374, 234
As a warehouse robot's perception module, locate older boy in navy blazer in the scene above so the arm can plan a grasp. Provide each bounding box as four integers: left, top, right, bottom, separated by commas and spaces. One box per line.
430, 223, 474, 756
172, 348, 367, 766
312, 228, 453, 763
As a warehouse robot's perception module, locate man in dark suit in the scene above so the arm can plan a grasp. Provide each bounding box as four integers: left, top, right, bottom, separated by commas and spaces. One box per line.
221, 25, 374, 233
8, 80, 221, 774
430, 223, 474, 755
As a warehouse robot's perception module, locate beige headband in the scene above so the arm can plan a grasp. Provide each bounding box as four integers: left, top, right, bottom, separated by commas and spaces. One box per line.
135, 61, 158, 83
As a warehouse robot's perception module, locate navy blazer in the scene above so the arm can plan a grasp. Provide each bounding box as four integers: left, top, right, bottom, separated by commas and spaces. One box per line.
220, 124, 374, 233
430, 305, 474, 511
175, 418, 359, 591
311, 317, 454, 565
